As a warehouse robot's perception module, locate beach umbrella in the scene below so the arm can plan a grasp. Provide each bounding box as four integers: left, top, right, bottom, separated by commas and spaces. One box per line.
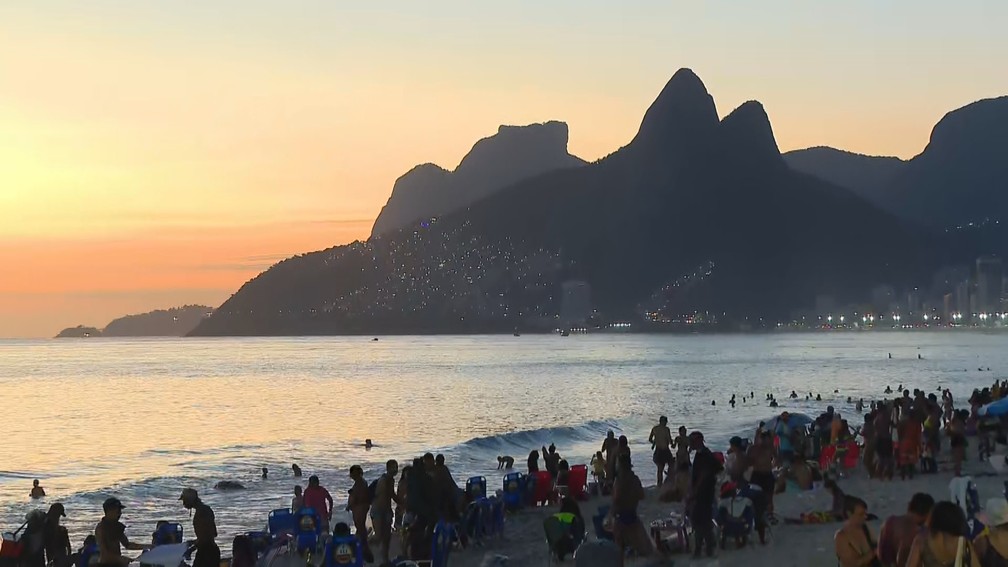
763, 413, 813, 431
980, 398, 1008, 417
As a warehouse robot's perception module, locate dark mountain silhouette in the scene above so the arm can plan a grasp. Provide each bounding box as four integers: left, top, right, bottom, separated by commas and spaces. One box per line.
783, 147, 906, 202
56, 305, 212, 338
370, 121, 586, 237
882, 96, 1008, 228
55, 325, 101, 338
191, 69, 946, 337
784, 97, 1008, 231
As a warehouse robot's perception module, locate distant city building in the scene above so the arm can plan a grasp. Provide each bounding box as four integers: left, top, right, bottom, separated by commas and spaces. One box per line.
871, 285, 895, 313
976, 256, 1004, 314
560, 280, 592, 325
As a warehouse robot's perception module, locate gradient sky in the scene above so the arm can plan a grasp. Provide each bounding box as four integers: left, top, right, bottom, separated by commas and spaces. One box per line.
2, 1, 1006, 338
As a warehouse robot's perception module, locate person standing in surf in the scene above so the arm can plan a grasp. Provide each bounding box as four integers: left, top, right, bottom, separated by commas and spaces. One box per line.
372, 460, 400, 567
673, 426, 690, 472
346, 466, 374, 563
179, 489, 219, 567
303, 475, 334, 532
601, 432, 618, 487
649, 416, 673, 485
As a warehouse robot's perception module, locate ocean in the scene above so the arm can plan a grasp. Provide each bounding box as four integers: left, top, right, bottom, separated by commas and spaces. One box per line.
1, 332, 1005, 548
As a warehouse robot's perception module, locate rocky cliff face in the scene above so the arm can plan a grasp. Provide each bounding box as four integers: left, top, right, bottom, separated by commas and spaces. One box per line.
370, 121, 586, 237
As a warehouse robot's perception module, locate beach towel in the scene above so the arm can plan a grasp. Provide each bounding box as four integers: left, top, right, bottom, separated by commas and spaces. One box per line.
137, 543, 190, 567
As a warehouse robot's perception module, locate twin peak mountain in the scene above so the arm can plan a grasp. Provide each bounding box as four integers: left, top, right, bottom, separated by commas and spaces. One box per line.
191, 69, 967, 335
372, 68, 783, 237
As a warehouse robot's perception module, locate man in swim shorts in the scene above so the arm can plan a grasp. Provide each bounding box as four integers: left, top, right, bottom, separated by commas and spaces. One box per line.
649, 416, 673, 485
610, 456, 653, 567
371, 460, 400, 566
179, 489, 219, 567
688, 432, 722, 558
747, 431, 777, 514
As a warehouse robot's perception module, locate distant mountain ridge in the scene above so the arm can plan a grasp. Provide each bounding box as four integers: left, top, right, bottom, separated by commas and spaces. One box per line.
370, 121, 586, 237
56, 305, 212, 338
191, 69, 947, 337
783, 147, 906, 202
785, 96, 1008, 231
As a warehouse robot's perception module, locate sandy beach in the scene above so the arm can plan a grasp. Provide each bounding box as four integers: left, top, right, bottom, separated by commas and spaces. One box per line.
427, 453, 1005, 567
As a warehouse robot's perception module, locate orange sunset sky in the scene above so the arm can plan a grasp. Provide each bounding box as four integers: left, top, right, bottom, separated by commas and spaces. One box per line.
2, 1, 1007, 338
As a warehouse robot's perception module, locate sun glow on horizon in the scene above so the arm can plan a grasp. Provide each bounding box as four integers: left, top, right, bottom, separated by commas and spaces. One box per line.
1, 0, 1006, 337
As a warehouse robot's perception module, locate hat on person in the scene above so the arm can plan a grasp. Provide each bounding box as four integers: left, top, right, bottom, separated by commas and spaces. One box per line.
982, 498, 1008, 527
102, 498, 125, 512
47, 503, 66, 517
179, 488, 199, 502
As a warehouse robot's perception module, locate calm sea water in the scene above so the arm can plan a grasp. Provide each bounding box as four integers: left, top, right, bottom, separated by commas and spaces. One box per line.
2, 333, 1006, 547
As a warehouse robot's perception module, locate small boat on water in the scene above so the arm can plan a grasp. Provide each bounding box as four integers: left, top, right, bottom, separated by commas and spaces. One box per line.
560, 329, 570, 337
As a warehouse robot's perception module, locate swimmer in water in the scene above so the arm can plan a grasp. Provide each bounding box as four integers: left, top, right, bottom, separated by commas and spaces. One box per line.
292, 464, 302, 478
30, 479, 45, 499
769, 399, 779, 408
729, 395, 736, 408
885, 386, 893, 394
790, 391, 798, 399
497, 456, 514, 470
816, 394, 822, 401
261, 468, 268, 479
711, 400, 716, 406
364, 439, 374, 449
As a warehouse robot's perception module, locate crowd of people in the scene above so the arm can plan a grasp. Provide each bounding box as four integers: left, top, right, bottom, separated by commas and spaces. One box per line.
12, 377, 1008, 567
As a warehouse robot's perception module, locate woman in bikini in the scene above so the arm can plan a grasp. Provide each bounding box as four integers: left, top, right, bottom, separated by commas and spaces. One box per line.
905, 501, 980, 567
835, 496, 882, 567
973, 498, 1008, 566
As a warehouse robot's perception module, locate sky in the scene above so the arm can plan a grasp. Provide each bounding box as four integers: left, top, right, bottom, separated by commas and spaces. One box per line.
2, 1, 1007, 338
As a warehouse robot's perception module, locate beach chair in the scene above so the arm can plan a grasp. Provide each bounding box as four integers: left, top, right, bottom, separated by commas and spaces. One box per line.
268, 509, 296, 538
530, 471, 556, 507
324, 535, 363, 567
544, 513, 586, 564
566, 465, 589, 501
411, 521, 454, 567
294, 507, 323, 553
462, 499, 485, 544
502, 472, 526, 511
716, 495, 755, 549
152, 522, 183, 546
485, 496, 505, 538
465, 476, 487, 501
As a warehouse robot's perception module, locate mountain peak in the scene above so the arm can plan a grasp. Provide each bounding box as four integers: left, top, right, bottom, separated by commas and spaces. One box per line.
718, 100, 783, 169
630, 68, 719, 150
371, 121, 586, 237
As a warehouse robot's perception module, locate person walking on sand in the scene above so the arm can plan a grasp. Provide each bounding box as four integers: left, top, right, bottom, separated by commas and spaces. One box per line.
649, 416, 673, 485
179, 489, 219, 567
835, 496, 882, 567
877, 493, 934, 567
302, 475, 334, 532
372, 460, 401, 566
747, 431, 777, 515
291, 485, 303, 514
609, 456, 653, 567
687, 431, 722, 558
346, 465, 374, 564
95, 498, 150, 567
